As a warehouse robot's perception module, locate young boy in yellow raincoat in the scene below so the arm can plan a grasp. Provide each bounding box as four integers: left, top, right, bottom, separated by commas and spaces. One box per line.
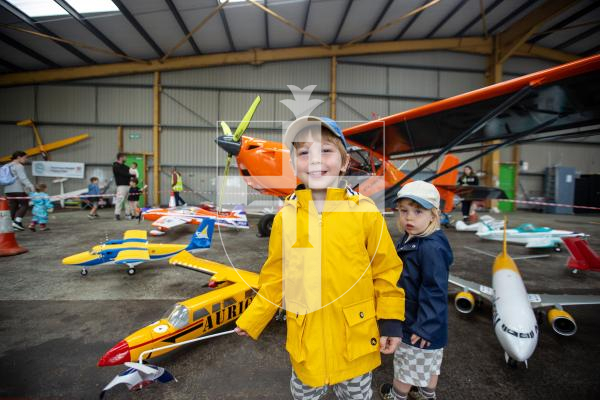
235, 116, 406, 399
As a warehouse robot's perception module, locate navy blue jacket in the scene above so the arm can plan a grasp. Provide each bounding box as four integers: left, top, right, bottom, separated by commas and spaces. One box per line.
384, 230, 453, 349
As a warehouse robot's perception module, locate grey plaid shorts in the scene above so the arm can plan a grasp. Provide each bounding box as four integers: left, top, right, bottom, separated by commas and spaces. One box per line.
290, 370, 373, 400
393, 342, 444, 387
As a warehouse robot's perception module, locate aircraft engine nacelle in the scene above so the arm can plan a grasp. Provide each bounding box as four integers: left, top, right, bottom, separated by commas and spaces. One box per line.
455, 291, 475, 314
547, 308, 577, 336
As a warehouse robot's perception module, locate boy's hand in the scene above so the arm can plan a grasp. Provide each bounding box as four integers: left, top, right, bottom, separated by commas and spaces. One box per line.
410, 334, 430, 348
379, 336, 401, 354
234, 327, 249, 337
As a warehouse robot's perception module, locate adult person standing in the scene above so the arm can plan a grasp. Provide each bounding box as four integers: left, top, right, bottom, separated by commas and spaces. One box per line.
112, 153, 132, 220
458, 165, 479, 222
4, 151, 34, 231
171, 167, 186, 206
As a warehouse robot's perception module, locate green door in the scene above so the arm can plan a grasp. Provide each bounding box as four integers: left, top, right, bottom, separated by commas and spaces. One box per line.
125, 154, 145, 207
499, 163, 516, 212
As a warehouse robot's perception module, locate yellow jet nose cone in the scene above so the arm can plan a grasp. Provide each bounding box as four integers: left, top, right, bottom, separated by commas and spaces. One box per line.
62, 251, 99, 265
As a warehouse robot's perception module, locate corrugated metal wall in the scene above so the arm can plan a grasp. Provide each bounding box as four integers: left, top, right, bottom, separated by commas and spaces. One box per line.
1, 51, 596, 205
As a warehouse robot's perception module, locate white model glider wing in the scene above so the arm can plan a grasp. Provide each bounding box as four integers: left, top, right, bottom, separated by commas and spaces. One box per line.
448, 274, 494, 303
525, 237, 556, 248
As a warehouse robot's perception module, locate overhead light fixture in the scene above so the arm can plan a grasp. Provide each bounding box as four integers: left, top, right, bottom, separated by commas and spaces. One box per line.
7, 0, 118, 18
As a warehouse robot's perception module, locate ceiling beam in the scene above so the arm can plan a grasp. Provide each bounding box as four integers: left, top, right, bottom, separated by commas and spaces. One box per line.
554, 24, 600, 51
396, 0, 429, 40
426, 0, 467, 38
300, 0, 311, 46
488, 0, 538, 35
216, 0, 236, 51
0, 56, 24, 72
54, 0, 126, 56
0, 37, 580, 87
0, 0, 95, 64
496, 0, 580, 64
455, 0, 503, 36
111, 0, 164, 58
164, 0, 201, 55
529, 1, 600, 44
0, 31, 59, 68
333, 0, 353, 44
364, 0, 393, 42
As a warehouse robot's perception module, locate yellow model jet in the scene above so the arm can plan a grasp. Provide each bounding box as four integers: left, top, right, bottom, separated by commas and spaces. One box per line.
63, 218, 215, 276
98, 251, 259, 366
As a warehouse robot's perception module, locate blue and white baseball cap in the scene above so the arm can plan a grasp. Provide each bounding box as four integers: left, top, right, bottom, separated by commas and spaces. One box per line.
396, 181, 440, 209
283, 116, 348, 151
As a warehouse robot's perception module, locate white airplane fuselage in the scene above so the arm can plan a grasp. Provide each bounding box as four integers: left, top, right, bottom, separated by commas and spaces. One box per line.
491, 254, 538, 362
478, 228, 580, 246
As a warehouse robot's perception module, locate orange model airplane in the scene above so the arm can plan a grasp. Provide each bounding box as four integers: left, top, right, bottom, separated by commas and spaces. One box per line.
217, 55, 600, 235
141, 203, 248, 236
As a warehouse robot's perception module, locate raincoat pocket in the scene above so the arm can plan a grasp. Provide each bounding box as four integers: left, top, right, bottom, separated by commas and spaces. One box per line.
343, 298, 379, 361
285, 311, 307, 363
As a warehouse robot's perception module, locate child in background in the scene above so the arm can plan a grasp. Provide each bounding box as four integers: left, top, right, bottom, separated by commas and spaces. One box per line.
235, 116, 405, 399
379, 181, 453, 400
28, 183, 53, 232
129, 162, 139, 181
87, 177, 100, 219
127, 178, 144, 219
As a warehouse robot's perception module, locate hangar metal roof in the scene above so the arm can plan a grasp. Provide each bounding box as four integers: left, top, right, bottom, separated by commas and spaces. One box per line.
0, 0, 598, 73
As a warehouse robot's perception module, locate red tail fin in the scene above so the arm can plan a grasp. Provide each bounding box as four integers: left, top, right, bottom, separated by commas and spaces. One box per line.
432, 154, 460, 213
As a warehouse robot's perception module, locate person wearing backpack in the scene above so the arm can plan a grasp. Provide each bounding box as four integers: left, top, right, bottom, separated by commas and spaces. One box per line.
2, 151, 34, 231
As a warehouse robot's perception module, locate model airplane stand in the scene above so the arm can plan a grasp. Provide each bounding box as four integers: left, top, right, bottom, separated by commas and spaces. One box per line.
0, 197, 28, 256
562, 237, 600, 274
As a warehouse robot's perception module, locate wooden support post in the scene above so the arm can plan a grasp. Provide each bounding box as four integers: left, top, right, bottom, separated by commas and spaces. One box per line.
330, 56, 337, 119
117, 125, 123, 152
152, 71, 161, 206
512, 143, 520, 208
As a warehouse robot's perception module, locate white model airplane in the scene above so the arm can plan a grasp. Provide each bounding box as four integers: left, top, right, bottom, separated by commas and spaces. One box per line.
449, 222, 600, 367
476, 222, 585, 250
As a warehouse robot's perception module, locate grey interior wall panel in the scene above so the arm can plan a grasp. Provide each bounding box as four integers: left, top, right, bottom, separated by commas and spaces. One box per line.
37, 86, 96, 124
160, 127, 213, 166
37, 125, 117, 164
162, 59, 330, 92
388, 67, 438, 98
219, 91, 277, 129
123, 127, 153, 154
0, 124, 36, 154
389, 99, 429, 115
161, 88, 219, 127
338, 63, 387, 95
0, 86, 35, 121
336, 96, 386, 125
520, 142, 599, 174
97, 87, 152, 125
439, 71, 485, 98
503, 57, 559, 76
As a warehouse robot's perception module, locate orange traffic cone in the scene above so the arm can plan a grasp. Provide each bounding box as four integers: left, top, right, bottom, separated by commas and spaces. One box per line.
168, 191, 176, 208
0, 197, 27, 256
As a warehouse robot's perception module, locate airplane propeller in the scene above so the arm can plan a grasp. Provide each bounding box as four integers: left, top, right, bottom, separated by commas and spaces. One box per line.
216, 96, 261, 205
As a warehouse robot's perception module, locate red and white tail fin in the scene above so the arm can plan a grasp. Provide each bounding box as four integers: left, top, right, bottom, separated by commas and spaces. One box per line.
432, 154, 460, 213
562, 237, 600, 272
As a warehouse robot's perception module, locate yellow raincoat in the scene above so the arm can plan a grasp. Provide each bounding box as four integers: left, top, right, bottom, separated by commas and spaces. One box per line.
236, 188, 405, 387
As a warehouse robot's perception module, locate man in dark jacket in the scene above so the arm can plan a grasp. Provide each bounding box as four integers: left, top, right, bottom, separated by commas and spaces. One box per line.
113, 152, 132, 220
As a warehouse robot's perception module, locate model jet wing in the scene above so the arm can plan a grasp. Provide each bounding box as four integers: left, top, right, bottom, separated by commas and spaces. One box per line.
123, 230, 148, 242
152, 216, 190, 229
525, 237, 557, 248
528, 293, 600, 309
114, 249, 150, 265
448, 274, 494, 303
169, 250, 259, 288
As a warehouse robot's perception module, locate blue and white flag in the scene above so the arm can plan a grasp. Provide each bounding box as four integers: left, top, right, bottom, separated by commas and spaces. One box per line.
100, 362, 175, 398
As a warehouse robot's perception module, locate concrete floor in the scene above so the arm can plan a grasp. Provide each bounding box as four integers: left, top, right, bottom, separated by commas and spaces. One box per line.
1, 208, 599, 399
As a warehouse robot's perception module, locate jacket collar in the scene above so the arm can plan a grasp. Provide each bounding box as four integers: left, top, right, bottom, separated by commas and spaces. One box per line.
397, 233, 419, 252
285, 186, 360, 210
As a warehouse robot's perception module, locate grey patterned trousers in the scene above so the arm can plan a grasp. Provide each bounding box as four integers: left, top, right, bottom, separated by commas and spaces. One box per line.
290, 370, 373, 400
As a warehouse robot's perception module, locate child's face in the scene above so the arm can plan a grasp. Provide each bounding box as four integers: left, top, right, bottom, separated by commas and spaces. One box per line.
397, 199, 434, 236
130, 181, 136, 187
293, 130, 348, 191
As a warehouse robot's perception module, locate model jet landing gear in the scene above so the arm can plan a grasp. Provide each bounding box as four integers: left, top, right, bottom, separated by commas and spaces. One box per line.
80, 268, 88, 276
505, 352, 518, 368
127, 267, 136, 276
554, 244, 562, 253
